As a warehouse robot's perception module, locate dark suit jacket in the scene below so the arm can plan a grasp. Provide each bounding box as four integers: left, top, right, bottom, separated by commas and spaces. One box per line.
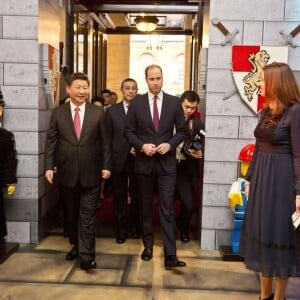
124, 92, 188, 175
106, 101, 131, 173
44, 101, 111, 188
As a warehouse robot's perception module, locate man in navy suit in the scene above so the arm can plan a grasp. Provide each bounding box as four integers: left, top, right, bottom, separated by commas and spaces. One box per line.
125, 65, 188, 269
106, 78, 140, 244
44, 72, 111, 270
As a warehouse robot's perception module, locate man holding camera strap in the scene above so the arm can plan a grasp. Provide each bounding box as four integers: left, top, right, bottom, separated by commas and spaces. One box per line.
175, 90, 205, 243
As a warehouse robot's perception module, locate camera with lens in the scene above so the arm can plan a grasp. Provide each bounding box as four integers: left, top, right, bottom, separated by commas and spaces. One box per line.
181, 129, 206, 158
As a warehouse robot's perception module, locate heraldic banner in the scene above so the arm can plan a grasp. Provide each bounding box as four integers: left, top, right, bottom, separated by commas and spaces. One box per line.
232, 45, 288, 114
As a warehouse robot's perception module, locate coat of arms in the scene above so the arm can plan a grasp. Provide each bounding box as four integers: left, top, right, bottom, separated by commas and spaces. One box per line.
232, 45, 288, 114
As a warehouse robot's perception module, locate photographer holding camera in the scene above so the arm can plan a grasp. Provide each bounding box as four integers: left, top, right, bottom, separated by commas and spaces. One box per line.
176, 90, 205, 243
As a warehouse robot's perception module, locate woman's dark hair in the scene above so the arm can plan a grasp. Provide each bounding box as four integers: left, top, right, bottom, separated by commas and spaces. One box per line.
263, 62, 300, 115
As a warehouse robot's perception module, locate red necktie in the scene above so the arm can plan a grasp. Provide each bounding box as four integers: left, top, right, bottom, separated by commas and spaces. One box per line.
153, 95, 159, 131
74, 107, 81, 139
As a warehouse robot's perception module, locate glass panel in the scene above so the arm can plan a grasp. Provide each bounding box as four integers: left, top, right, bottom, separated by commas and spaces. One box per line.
87, 28, 94, 91
77, 24, 85, 73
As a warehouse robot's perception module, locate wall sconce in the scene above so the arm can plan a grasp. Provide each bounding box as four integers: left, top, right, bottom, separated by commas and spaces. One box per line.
135, 16, 159, 32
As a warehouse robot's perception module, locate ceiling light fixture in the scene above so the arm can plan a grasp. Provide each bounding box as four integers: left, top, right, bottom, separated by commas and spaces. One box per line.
135, 16, 159, 32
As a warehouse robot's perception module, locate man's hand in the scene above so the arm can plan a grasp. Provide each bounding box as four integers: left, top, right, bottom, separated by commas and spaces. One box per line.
45, 170, 54, 184
7, 184, 15, 195
102, 170, 111, 179
188, 149, 203, 159
156, 143, 171, 155
142, 143, 157, 156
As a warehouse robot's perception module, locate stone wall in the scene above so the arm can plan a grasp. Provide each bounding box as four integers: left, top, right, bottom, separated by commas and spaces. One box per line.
201, 0, 300, 250
0, 0, 66, 243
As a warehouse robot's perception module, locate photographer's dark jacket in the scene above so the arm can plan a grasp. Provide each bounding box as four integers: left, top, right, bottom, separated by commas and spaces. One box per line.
177, 115, 205, 185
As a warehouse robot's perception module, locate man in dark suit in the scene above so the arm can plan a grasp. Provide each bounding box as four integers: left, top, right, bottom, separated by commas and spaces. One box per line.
106, 78, 140, 244
44, 72, 111, 270
124, 64, 188, 269
175, 90, 205, 243
0, 128, 17, 243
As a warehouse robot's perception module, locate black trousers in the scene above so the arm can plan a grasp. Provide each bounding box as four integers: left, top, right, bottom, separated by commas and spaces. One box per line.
136, 159, 177, 257
111, 154, 139, 236
175, 160, 195, 232
0, 189, 7, 240
60, 182, 100, 262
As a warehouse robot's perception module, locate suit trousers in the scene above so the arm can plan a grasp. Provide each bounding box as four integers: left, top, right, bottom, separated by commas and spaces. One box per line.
0, 189, 7, 240
136, 159, 177, 256
175, 160, 195, 232
111, 154, 139, 236
60, 183, 99, 261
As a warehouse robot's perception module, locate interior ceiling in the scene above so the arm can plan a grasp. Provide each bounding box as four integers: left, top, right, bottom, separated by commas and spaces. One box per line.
73, 0, 201, 35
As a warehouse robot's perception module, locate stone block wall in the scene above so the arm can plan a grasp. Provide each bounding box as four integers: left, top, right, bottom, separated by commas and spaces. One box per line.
201, 0, 300, 250
0, 0, 39, 243
0, 0, 66, 243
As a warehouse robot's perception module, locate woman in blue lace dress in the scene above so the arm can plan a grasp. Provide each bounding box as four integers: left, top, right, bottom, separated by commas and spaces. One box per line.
239, 62, 300, 300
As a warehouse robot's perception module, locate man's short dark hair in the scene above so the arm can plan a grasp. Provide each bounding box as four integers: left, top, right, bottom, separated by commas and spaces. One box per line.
120, 78, 137, 89
91, 96, 104, 105
101, 89, 112, 95
66, 72, 89, 86
181, 90, 200, 104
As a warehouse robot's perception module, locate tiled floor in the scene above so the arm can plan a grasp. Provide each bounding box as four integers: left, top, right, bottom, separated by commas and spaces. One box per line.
0, 235, 299, 300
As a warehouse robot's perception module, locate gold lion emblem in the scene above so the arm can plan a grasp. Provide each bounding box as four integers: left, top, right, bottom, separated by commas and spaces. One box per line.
243, 50, 270, 101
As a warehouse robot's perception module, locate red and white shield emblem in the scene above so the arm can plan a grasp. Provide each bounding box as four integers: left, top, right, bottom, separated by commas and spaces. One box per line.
232, 45, 288, 114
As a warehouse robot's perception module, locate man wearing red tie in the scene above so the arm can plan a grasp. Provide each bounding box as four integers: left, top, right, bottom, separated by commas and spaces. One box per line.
44, 72, 111, 270
125, 65, 188, 269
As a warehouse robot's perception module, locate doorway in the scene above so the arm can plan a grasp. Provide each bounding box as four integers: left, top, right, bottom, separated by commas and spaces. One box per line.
66, 1, 205, 241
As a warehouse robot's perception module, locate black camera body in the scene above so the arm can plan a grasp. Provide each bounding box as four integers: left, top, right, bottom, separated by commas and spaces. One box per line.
181, 129, 206, 158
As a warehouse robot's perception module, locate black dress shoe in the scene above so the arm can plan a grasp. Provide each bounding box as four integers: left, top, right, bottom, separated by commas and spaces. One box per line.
80, 260, 97, 270
65, 246, 78, 261
141, 247, 153, 261
131, 230, 140, 239
116, 234, 127, 244
259, 294, 274, 300
164, 255, 186, 269
180, 231, 190, 243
